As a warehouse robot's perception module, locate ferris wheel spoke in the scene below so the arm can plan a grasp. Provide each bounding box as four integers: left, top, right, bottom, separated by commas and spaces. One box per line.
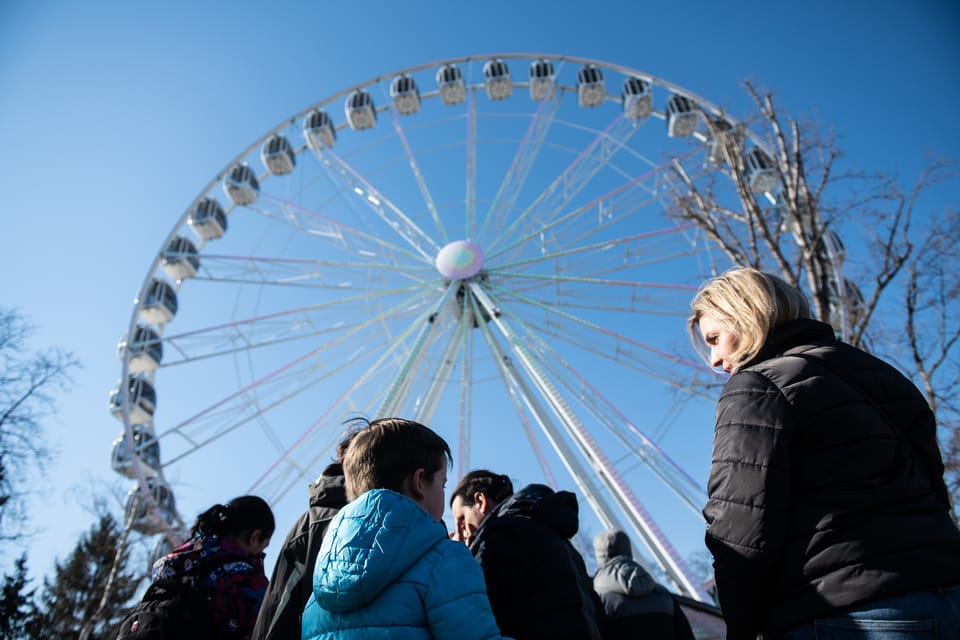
456, 300, 474, 473
158, 283, 432, 366
160, 331, 390, 467
377, 281, 458, 417
247, 307, 436, 499
485, 112, 640, 257
253, 191, 430, 266
489, 150, 698, 268
470, 295, 563, 487
309, 146, 440, 262
465, 89, 478, 237
194, 253, 434, 288
523, 331, 705, 514
469, 282, 699, 596
157, 294, 423, 447
487, 282, 709, 395
494, 222, 700, 276
477, 91, 562, 242
388, 108, 448, 245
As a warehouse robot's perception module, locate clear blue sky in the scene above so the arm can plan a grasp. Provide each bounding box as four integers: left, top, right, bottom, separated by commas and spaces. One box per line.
1, 0, 958, 585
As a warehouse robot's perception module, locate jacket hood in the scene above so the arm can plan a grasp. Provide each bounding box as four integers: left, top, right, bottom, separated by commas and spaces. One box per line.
495, 483, 579, 539
746, 318, 837, 368
593, 555, 657, 597
152, 535, 254, 581
308, 462, 347, 509
593, 529, 632, 567
313, 489, 446, 613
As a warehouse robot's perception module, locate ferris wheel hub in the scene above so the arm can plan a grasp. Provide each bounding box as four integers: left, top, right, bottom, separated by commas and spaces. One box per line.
435, 240, 484, 280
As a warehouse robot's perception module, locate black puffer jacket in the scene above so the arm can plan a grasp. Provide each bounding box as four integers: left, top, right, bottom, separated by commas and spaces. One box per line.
251, 463, 346, 640
470, 484, 603, 640
704, 319, 960, 639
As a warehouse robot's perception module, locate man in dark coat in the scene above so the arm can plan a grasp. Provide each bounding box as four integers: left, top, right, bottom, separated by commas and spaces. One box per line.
592, 529, 694, 640
251, 455, 348, 640
466, 482, 603, 640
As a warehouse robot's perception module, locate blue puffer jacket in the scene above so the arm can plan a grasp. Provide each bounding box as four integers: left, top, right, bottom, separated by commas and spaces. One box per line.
301, 489, 506, 640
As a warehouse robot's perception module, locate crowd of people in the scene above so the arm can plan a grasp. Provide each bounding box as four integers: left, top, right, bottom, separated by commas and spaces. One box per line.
125, 267, 960, 640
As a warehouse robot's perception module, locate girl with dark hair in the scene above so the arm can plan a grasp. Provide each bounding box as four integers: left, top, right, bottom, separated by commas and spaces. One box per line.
152, 495, 276, 639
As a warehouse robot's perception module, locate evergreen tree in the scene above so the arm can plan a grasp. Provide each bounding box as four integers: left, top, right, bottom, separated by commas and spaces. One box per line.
0, 554, 37, 640
32, 513, 142, 640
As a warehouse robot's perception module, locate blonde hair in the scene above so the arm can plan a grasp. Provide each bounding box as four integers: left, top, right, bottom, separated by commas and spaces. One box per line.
688, 267, 811, 370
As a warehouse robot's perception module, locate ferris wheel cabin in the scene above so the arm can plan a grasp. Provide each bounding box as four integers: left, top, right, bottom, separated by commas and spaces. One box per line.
621, 77, 652, 120
529, 59, 556, 102
109, 375, 157, 424
303, 109, 337, 150
188, 197, 228, 242
124, 477, 177, 535
436, 64, 465, 105
706, 117, 742, 166
117, 324, 163, 373
161, 236, 201, 281
665, 94, 698, 137
222, 163, 260, 206
390, 74, 421, 115
577, 64, 606, 108
483, 59, 512, 101
261, 134, 296, 176
111, 424, 161, 478
345, 90, 377, 131
745, 147, 779, 194
138, 278, 178, 325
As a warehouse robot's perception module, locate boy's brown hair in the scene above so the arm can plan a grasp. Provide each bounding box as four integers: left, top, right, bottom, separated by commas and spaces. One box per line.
343, 417, 452, 501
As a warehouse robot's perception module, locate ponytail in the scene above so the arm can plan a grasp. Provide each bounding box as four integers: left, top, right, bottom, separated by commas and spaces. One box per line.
190, 495, 275, 540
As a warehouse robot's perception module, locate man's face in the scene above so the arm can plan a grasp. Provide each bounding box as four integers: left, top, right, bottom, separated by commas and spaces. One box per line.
451, 493, 489, 546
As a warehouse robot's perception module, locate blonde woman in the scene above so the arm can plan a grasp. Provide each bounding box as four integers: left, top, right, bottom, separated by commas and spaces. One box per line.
689, 266, 960, 640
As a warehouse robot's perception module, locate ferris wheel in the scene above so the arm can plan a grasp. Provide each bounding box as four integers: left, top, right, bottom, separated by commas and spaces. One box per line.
109, 54, 782, 600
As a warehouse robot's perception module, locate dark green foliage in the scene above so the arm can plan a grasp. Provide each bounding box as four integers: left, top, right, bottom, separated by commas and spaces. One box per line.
31, 514, 142, 640
0, 554, 37, 640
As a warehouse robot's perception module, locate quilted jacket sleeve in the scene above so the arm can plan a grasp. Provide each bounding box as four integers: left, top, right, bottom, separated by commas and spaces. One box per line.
703, 370, 794, 640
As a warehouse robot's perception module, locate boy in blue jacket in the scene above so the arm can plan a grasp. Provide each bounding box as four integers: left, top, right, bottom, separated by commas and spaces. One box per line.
301, 417, 508, 640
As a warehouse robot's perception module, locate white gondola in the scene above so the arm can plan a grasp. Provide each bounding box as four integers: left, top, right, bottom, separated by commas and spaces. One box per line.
390, 74, 421, 116
260, 134, 296, 175
745, 147, 779, 194
665, 94, 698, 138
117, 324, 163, 373
436, 64, 465, 106
137, 278, 178, 325
576, 64, 605, 108
822, 229, 846, 265
109, 375, 157, 424
829, 277, 866, 329
345, 90, 376, 131
621, 77, 652, 120
528, 59, 556, 102
483, 59, 512, 101
161, 235, 201, 280
222, 163, 260, 206
303, 109, 337, 150
188, 196, 228, 242
706, 118, 743, 166
124, 477, 177, 535
111, 424, 161, 478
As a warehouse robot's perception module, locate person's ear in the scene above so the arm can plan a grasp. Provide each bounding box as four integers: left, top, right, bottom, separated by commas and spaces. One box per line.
475, 491, 489, 515
407, 467, 427, 503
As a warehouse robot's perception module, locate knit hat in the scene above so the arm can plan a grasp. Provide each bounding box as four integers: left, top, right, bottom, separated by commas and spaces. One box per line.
593, 529, 633, 567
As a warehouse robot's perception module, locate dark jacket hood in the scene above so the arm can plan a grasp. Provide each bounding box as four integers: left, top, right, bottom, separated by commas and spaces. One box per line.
746, 318, 837, 367
308, 462, 346, 509
494, 483, 579, 539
